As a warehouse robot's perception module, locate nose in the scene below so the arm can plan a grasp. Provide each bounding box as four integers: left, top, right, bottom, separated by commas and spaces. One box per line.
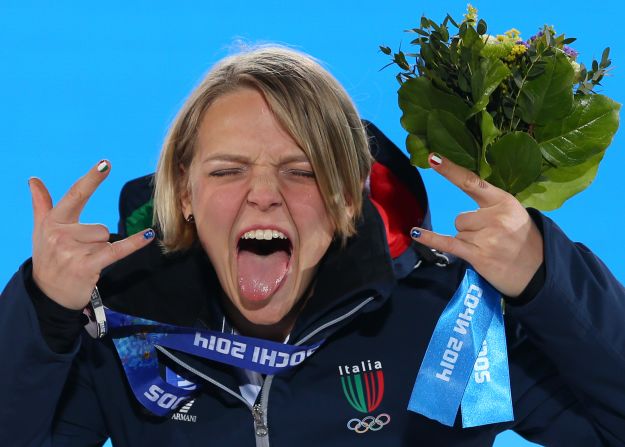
246, 172, 282, 211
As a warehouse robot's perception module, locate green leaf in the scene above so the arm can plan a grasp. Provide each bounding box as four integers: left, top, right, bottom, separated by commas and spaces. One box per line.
517, 51, 575, 125
461, 24, 480, 49
601, 47, 610, 67
379, 45, 392, 55
439, 26, 449, 42
445, 13, 459, 28
544, 27, 553, 46
398, 77, 469, 134
476, 19, 487, 35
407, 28, 430, 37
479, 111, 500, 178
485, 132, 542, 194
426, 110, 478, 171
468, 58, 511, 117
449, 39, 460, 65
458, 72, 471, 93
480, 111, 500, 149
516, 151, 605, 210
535, 94, 621, 166
406, 134, 430, 168
527, 64, 546, 79
394, 52, 410, 70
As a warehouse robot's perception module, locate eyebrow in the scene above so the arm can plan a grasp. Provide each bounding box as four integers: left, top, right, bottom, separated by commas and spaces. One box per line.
279, 154, 311, 164
201, 154, 250, 164
201, 153, 311, 164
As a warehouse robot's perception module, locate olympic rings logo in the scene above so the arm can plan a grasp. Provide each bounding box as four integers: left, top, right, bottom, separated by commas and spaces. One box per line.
346, 413, 391, 433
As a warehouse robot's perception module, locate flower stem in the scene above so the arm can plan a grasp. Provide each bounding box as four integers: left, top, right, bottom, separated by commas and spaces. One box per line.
508, 49, 545, 132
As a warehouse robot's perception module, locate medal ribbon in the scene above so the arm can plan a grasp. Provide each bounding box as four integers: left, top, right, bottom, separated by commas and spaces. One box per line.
407, 268, 513, 427
105, 308, 323, 416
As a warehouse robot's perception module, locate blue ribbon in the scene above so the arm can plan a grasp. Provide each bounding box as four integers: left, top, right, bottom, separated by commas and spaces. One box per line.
407, 268, 513, 427
105, 308, 323, 416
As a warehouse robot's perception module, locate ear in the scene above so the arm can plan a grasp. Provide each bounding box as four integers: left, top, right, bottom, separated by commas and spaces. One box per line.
179, 164, 193, 219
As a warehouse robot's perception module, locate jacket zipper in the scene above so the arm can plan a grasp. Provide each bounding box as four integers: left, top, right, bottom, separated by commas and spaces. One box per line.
252, 375, 273, 446
248, 293, 372, 445
248, 296, 375, 443
252, 403, 267, 436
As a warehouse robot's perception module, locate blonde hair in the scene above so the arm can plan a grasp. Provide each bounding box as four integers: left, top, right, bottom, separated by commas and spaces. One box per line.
154, 46, 371, 252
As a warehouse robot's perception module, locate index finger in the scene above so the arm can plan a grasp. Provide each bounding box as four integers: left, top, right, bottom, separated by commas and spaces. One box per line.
428, 153, 507, 208
53, 160, 111, 223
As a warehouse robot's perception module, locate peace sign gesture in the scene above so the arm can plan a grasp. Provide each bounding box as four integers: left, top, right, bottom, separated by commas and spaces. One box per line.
30, 161, 155, 310
411, 154, 544, 298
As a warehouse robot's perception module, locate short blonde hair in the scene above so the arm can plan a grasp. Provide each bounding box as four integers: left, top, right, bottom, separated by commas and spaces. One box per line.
154, 46, 371, 252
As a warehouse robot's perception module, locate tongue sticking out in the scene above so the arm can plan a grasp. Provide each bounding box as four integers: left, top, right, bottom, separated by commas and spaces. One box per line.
237, 248, 290, 302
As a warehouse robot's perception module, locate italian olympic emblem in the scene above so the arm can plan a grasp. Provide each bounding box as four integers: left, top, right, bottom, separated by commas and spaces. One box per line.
347, 413, 391, 433
339, 360, 390, 433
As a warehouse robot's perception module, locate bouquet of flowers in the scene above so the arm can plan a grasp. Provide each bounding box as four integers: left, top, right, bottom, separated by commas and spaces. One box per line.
381, 5, 620, 209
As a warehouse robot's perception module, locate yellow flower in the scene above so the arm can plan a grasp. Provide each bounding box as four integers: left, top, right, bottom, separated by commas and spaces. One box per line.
505, 44, 528, 62
464, 4, 478, 24
512, 44, 527, 55
497, 35, 505, 42
505, 28, 522, 40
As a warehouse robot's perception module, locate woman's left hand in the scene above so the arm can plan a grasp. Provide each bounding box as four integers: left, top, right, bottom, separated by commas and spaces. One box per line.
411, 153, 544, 298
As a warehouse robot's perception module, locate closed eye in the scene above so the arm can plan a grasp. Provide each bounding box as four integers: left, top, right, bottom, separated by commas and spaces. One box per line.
210, 168, 246, 177
285, 169, 315, 179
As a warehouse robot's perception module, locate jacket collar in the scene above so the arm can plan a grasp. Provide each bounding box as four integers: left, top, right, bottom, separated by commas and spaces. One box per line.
288, 197, 396, 341
101, 197, 398, 341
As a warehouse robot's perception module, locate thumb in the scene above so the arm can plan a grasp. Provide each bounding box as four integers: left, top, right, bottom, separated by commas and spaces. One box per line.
29, 177, 53, 228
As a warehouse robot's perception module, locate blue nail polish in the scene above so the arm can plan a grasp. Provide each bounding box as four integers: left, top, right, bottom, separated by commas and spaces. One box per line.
410, 228, 421, 239
143, 229, 155, 240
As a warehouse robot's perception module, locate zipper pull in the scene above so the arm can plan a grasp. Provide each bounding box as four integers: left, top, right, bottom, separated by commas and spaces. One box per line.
253, 403, 268, 437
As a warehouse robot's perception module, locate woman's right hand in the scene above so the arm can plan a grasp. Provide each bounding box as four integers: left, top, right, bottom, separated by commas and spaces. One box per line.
29, 160, 155, 310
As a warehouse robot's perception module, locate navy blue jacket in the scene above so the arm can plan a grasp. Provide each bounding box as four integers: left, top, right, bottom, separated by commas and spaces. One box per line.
2, 123, 625, 446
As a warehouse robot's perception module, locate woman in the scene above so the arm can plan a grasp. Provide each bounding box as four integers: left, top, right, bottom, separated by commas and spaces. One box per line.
1, 47, 624, 446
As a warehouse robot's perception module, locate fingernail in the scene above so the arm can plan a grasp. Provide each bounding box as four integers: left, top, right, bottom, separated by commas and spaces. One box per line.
97, 160, 109, 173
429, 153, 442, 166
410, 228, 421, 239
143, 229, 155, 240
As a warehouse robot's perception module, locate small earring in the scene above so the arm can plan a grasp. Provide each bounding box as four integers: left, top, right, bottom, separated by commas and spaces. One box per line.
186, 214, 195, 223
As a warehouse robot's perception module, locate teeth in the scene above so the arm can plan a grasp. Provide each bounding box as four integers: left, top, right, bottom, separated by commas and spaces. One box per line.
242, 229, 288, 240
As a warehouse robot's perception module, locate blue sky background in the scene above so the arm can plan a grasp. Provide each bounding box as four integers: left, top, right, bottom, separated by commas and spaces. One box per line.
1, 1, 623, 445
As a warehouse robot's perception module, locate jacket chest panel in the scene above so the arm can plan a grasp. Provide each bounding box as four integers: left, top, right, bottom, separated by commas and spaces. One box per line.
255, 309, 498, 446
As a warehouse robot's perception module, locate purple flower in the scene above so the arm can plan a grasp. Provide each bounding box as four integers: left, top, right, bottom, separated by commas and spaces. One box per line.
516, 40, 530, 48
563, 45, 578, 60
527, 30, 544, 42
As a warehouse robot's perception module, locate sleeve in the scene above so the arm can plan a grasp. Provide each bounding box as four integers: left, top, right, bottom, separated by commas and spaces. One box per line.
0, 262, 108, 446
504, 209, 625, 446
23, 260, 87, 353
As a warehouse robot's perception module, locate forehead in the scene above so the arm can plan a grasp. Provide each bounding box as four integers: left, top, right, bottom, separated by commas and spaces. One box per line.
196, 87, 307, 162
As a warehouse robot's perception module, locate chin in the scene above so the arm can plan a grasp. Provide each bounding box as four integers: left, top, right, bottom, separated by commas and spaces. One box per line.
237, 287, 301, 327
238, 297, 291, 325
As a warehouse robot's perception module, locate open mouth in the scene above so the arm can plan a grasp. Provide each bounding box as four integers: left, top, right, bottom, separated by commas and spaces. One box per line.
236, 229, 293, 302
